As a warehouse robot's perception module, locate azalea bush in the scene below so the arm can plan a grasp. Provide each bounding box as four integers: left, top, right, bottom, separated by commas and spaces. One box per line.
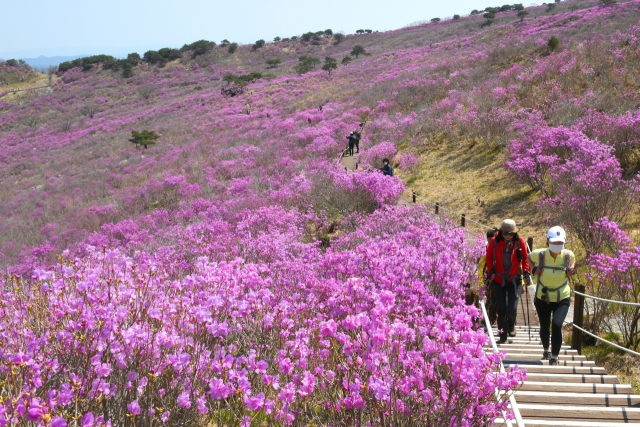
0, 206, 523, 427
585, 218, 640, 350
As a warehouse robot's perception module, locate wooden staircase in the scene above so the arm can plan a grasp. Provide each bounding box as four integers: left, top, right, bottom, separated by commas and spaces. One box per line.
488, 292, 640, 426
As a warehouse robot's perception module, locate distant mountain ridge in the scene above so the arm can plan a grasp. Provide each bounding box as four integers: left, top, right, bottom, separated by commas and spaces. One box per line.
18, 55, 88, 70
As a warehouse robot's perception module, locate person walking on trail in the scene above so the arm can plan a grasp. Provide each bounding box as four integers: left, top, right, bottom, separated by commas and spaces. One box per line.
382, 158, 394, 176
527, 226, 576, 366
346, 132, 356, 156
353, 129, 361, 153
486, 219, 530, 344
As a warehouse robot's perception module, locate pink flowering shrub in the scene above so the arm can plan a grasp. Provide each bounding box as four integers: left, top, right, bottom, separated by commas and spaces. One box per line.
506, 125, 637, 255
360, 141, 397, 169
584, 218, 640, 350
0, 206, 523, 427
61, 67, 83, 83
398, 151, 419, 173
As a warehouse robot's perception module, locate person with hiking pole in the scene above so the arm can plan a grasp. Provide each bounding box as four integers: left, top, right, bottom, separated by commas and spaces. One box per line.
527, 226, 576, 365
486, 219, 530, 344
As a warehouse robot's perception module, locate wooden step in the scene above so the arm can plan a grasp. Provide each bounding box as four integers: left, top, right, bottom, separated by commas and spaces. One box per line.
505, 365, 606, 375
494, 359, 595, 367
485, 348, 578, 355
487, 353, 586, 361
492, 343, 570, 350
493, 418, 640, 426
520, 381, 633, 394
516, 403, 640, 421
507, 390, 640, 406
524, 373, 619, 384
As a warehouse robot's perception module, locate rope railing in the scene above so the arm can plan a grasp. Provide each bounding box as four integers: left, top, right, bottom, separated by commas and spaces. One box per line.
563, 320, 640, 358
570, 289, 640, 308
480, 299, 525, 427
407, 190, 495, 231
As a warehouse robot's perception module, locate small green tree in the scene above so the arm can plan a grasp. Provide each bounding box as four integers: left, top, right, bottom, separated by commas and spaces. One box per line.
600, 0, 616, 5
322, 57, 337, 76
143, 50, 165, 65
517, 10, 529, 21
356, 29, 365, 34
470, 9, 480, 15
547, 3, 556, 11
431, 17, 441, 22
158, 48, 181, 61
274, 36, 281, 42
228, 43, 238, 54
485, 7, 498, 13
266, 59, 282, 68
334, 33, 345, 44
129, 130, 159, 149
122, 63, 133, 78
127, 53, 141, 63
342, 56, 353, 65
453, 14, 461, 20
351, 45, 366, 58
324, 29, 333, 37
500, 4, 513, 11
569, 5, 579, 10
301, 32, 315, 42
365, 29, 372, 33
252, 39, 266, 51
220, 39, 230, 47
483, 12, 495, 22
513, 3, 524, 10
223, 73, 236, 85
548, 36, 560, 51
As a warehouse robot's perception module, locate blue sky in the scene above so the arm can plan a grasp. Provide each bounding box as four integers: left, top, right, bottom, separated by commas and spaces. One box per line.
2, 0, 509, 58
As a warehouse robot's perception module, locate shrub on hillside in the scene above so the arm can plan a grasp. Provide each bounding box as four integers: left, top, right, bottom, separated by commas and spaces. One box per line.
227, 42, 238, 53
548, 36, 560, 51
334, 33, 345, 44
180, 40, 216, 57
266, 58, 282, 68
252, 39, 266, 51
351, 45, 366, 58
129, 130, 159, 149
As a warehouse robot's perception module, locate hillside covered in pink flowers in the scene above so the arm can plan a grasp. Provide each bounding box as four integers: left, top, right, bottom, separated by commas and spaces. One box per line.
2, 0, 640, 425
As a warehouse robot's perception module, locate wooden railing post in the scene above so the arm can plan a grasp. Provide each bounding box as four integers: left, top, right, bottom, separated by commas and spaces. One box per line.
572, 283, 585, 354
435, 203, 439, 214
412, 192, 416, 203
527, 237, 534, 251
461, 214, 466, 227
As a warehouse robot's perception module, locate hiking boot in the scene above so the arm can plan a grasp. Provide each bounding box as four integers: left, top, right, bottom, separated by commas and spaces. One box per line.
508, 321, 517, 337
499, 334, 508, 344
549, 357, 558, 366
541, 351, 550, 360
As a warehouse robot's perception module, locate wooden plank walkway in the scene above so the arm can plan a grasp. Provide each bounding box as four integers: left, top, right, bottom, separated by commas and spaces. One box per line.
491, 292, 640, 426
340, 149, 640, 425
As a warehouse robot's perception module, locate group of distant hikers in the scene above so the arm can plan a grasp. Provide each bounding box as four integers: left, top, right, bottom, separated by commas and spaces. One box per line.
482, 220, 576, 366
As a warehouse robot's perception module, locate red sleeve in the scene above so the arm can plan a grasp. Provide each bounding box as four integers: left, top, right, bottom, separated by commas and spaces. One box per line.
520, 237, 530, 274
486, 237, 495, 274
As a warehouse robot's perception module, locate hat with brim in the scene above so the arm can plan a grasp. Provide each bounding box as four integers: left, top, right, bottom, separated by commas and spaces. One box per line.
500, 219, 517, 233
547, 226, 566, 243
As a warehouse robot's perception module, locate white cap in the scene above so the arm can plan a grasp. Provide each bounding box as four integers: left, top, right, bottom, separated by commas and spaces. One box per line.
547, 226, 566, 243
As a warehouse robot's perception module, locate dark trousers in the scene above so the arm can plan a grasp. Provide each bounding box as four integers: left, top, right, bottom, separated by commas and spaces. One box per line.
347, 144, 354, 156
491, 279, 521, 339
534, 297, 570, 356
355, 140, 359, 152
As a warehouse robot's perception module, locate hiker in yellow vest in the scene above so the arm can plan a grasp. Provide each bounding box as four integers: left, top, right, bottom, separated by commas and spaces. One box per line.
527, 226, 576, 366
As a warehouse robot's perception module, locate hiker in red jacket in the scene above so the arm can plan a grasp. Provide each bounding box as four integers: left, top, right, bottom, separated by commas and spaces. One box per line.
486, 219, 530, 344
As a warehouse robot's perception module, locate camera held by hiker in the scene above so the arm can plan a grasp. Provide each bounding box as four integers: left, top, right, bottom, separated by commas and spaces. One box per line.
528, 226, 576, 366
486, 219, 530, 344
